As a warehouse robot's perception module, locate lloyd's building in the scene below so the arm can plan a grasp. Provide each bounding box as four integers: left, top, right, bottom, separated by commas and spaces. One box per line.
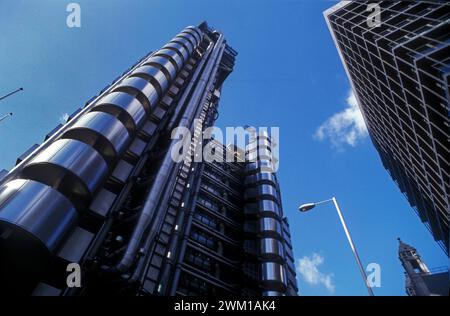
0, 22, 298, 296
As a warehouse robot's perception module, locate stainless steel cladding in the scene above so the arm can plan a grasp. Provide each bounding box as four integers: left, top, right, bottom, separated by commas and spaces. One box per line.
245, 159, 275, 174
183, 27, 202, 45
19, 139, 109, 211
246, 148, 272, 161
258, 199, 282, 218
140, 58, 176, 85
0, 25, 203, 290
257, 183, 279, 200
245, 171, 277, 186
61, 111, 131, 166
91, 91, 147, 134
259, 217, 282, 237
261, 262, 287, 290
131, 63, 174, 97
154, 49, 183, 72
260, 238, 285, 259
163, 42, 189, 63
262, 291, 285, 296
171, 36, 194, 54
244, 133, 288, 295
0, 179, 77, 273
113, 76, 159, 111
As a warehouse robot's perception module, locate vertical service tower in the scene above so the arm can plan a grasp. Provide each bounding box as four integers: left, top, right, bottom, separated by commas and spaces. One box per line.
244, 131, 296, 296
0, 22, 297, 296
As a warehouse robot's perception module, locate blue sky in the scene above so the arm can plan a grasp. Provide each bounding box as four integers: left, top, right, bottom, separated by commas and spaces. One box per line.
0, 0, 447, 295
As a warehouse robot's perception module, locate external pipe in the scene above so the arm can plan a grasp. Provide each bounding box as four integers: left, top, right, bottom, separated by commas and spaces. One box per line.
116, 35, 225, 272
168, 163, 205, 296
117, 45, 214, 281
166, 43, 226, 294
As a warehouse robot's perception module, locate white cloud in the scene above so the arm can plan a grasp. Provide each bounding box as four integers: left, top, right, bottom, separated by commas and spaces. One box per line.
314, 90, 368, 149
296, 253, 335, 293
59, 112, 69, 124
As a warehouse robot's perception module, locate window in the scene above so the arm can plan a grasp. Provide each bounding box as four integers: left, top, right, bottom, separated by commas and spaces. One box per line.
197, 195, 219, 211
186, 248, 213, 272
194, 211, 218, 229
191, 229, 215, 250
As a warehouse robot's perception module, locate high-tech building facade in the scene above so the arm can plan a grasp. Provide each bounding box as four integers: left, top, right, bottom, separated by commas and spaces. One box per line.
139, 137, 298, 296
0, 22, 297, 296
325, 1, 450, 254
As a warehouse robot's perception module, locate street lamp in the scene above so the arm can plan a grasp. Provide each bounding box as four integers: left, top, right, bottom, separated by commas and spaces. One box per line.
0, 112, 13, 124
0, 87, 23, 102
298, 197, 374, 296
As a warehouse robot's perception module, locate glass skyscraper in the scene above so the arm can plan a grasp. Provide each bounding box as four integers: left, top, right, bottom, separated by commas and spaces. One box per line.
325, 1, 449, 254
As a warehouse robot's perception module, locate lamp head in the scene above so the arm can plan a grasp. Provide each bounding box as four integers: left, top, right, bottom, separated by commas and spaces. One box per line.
298, 203, 316, 212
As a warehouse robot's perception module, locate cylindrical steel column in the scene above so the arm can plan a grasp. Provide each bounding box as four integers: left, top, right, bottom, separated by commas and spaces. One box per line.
244, 131, 287, 295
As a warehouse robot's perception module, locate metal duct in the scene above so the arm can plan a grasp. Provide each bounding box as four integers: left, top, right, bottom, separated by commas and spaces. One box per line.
116, 31, 222, 273
129, 35, 215, 284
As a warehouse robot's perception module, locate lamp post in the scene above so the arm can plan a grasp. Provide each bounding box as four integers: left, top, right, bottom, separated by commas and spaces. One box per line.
298, 197, 374, 296
0, 112, 13, 124
0, 87, 23, 102
0, 87, 22, 125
